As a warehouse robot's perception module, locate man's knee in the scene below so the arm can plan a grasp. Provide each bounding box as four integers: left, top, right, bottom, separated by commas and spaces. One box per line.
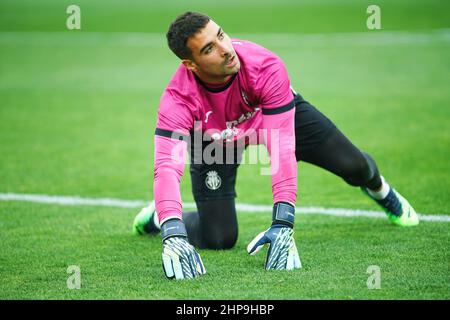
197, 198, 238, 250
202, 228, 238, 250
342, 152, 375, 187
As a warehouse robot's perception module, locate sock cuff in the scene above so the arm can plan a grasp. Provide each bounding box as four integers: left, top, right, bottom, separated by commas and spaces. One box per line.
367, 176, 390, 200
153, 209, 161, 229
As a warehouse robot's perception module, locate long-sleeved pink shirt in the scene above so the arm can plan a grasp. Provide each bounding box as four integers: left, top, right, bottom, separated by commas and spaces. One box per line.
154, 39, 297, 224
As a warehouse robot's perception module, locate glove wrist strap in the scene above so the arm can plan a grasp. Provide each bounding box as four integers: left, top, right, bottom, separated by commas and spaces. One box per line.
272, 202, 295, 228
161, 219, 187, 242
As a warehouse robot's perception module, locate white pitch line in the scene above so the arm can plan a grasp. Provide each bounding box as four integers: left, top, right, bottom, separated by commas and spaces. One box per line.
1, 193, 449, 223
0, 193, 146, 208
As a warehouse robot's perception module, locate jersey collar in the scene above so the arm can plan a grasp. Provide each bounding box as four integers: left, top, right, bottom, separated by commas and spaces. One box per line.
194, 72, 238, 93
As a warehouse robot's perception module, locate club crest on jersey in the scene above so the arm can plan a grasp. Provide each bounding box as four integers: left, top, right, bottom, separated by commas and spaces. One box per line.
205, 171, 221, 190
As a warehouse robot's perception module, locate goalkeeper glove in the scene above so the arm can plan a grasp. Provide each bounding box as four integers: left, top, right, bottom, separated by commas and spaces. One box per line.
247, 202, 301, 270
161, 219, 206, 280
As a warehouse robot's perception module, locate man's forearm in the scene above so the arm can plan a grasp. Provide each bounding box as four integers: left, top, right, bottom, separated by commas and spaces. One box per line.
153, 135, 187, 224
262, 108, 297, 206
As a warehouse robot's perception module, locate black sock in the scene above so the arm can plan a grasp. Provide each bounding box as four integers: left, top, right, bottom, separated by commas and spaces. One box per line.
143, 212, 160, 233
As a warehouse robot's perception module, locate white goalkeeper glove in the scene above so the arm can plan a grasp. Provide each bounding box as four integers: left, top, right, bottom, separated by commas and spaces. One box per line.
247, 202, 301, 270
161, 219, 206, 280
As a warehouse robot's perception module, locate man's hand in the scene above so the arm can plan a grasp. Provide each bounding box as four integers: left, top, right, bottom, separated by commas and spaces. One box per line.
161, 219, 206, 280
247, 202, 301, 270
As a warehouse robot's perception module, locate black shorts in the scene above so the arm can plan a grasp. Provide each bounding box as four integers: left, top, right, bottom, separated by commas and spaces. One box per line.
189, 93, 336, 202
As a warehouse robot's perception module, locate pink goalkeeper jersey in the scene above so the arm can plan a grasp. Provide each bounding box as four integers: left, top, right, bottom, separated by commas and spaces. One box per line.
154, 39, 297, 224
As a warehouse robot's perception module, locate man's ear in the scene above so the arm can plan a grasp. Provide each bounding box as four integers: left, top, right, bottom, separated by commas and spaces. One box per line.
182, 59, 197, 72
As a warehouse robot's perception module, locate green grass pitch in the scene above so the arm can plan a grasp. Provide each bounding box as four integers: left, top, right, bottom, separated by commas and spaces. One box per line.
0, 0, 449, 299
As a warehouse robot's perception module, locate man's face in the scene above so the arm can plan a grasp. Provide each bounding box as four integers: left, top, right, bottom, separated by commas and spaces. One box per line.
184, 20, 240, 83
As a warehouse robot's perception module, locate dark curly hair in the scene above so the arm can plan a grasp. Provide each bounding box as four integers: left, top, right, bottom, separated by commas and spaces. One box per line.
166, 12, 211, 59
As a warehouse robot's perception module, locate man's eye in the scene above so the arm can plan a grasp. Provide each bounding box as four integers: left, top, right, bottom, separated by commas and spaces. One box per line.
218, 32, 225, 40
205, 47, 212, 54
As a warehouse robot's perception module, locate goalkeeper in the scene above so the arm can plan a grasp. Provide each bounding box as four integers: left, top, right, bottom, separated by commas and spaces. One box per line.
133, 12, 419, 280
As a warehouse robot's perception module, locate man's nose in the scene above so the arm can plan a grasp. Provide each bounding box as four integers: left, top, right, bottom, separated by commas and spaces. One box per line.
217, 42, 231, 57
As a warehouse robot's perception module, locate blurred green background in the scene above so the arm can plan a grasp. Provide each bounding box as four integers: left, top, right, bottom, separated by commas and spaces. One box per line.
0, 0, 449, 299
1, 0, 449, 33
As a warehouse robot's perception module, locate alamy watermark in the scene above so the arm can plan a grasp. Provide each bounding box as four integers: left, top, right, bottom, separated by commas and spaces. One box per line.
166, 123, 285, 176
367, 265, 381, 289
67, 265, 81, 289
367, 5, 382, 30
66, 5, 81, 30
